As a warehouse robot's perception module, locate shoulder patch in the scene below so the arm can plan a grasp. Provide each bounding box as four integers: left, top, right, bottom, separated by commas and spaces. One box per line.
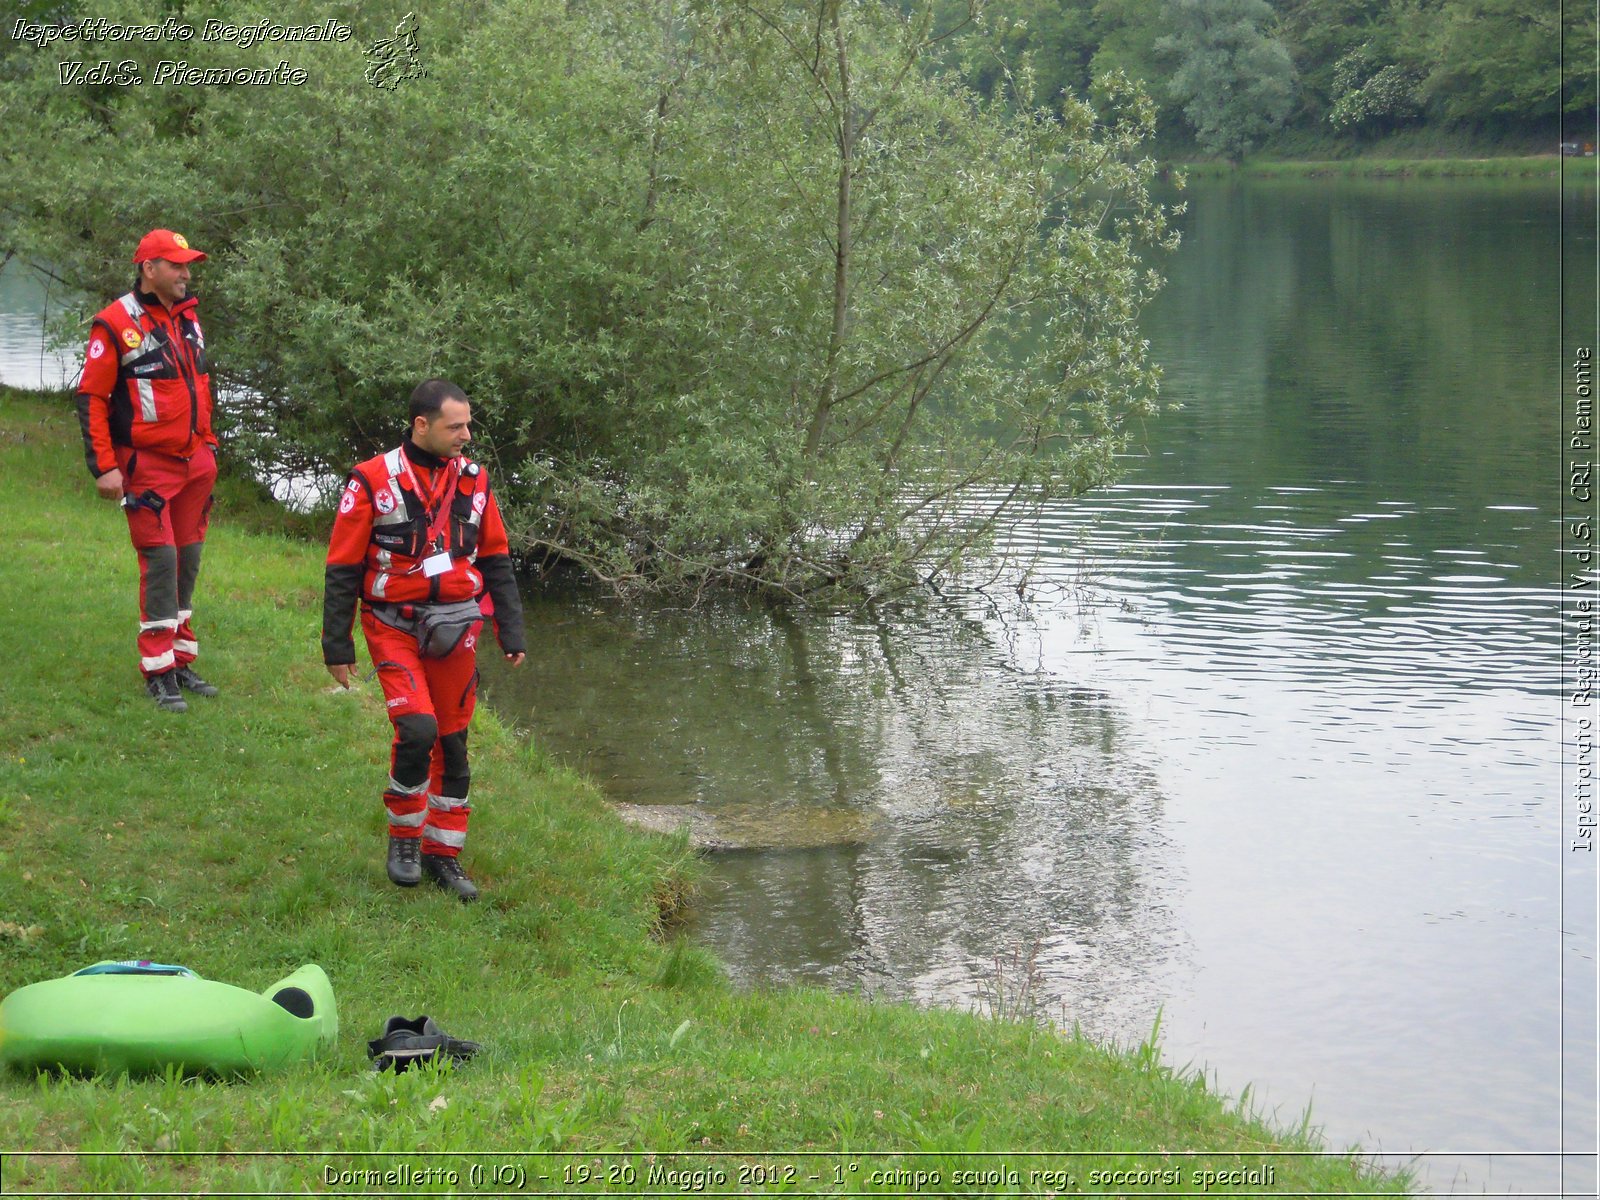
345, 472, 376, 503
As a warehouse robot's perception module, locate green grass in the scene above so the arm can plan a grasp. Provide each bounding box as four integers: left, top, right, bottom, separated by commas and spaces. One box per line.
1167, 123, 1579, 174
1175, 154, 1595, 180
0, 388, 1411, 1195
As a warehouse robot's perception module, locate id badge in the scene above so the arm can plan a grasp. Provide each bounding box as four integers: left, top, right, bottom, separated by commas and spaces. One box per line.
421, 552, 453, 578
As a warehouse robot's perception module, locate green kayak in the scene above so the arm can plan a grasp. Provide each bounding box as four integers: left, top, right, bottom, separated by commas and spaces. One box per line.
0, 960, 338, 1076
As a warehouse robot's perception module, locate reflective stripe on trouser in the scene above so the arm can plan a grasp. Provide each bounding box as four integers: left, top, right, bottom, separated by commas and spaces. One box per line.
135, 551, 205, 675
118, 445, 216, 678
136, 549, 179, 675
384, 774, 429, 838
423, 793, 471, 855
362, 610, 481, 855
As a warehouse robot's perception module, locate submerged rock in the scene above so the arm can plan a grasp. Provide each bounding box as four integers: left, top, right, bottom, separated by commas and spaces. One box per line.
610, 801, 875, 852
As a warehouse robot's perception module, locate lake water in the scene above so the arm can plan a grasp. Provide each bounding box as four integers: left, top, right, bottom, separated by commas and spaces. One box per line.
483, 178, 1598, 1197
0, 258, 76, 391
4, 178, 1596, 1196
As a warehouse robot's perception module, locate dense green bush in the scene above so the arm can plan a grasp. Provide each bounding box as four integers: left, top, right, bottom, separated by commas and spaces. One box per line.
1, 0, 1175, 600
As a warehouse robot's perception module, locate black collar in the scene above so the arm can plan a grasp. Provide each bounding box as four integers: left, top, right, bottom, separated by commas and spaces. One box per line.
133, 285, 197, 313
402, 437, 449, 471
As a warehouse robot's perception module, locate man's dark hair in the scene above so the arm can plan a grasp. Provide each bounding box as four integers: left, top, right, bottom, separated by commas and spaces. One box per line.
133, 260, 173, 292
409, 378, 468, 424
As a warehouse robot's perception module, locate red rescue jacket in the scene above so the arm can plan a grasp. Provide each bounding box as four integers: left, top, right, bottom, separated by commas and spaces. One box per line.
75, 288, 216, 477
322, 439, 527, 665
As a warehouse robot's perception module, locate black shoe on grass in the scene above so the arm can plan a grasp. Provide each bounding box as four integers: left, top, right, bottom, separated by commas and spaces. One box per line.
386, 836, 423, 887
174, 666, 219, 697
146, 670, 187, 713
422, 853, 479, 903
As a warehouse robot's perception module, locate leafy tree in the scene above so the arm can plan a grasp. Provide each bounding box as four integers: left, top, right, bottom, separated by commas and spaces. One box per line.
0, 0, 1176, 602
1087, 0, 1185, 137
1326, 43, 1422, 132
1422, 0, 1592, 123
0, 0, 680, 497
584, 0, 1177, 598
928, 0, 1099, 109
1157, 0, 1298, 159
1273, 0, 1392, 123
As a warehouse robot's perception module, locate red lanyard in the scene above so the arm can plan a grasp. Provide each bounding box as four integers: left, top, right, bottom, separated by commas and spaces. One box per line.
400, 448, 460, 552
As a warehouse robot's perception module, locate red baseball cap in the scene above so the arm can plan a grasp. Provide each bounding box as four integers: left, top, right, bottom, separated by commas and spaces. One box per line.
132, 229, 206, 264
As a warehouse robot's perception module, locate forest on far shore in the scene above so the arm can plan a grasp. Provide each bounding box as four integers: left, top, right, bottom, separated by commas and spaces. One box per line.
930, 0, 1595, 159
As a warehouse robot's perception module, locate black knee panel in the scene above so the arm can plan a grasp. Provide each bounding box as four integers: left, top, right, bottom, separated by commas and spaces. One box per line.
392, 713, 439, 781
138, 545, 179, 620
439, 729, 470, 794
176, 541, 204, 611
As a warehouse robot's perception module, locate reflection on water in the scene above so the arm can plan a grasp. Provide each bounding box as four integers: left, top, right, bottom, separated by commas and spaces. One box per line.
495, 592, 1184, 1037
486, 178, 1593, 1197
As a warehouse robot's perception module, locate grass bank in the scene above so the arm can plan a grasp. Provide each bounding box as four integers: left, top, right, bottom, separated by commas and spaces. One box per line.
1166, 123, 1594, 177
0, 388, 1409, 1195
1176, 154, 1593, 180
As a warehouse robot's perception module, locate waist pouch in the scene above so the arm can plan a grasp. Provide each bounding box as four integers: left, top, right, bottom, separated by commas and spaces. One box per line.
368, 599, 483, 658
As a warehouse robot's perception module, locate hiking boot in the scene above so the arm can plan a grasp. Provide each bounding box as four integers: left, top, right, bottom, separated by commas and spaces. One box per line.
422, 853, 479, 903
145, 670, 188, 713
386, 835, 423, 887
174, 666, 219, 697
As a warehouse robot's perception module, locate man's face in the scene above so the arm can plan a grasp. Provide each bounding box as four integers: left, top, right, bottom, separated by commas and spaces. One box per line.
142, 258, 191, 307
413, 398, 472, 459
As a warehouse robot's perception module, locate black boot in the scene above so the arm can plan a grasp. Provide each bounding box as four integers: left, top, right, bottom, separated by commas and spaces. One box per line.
174, 665, 219, 697
386, 836, 422, 887
423, 853, 479, 903
145, 670, 187, 713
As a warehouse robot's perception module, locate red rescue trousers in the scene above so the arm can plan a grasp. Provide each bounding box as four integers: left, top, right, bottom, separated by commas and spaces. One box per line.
117, 444, 216, 679
361, 608, 483, 857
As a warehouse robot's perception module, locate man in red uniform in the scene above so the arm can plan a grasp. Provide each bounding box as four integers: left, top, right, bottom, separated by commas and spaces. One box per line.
322, 380, 527, 902
76, 229, 221, 714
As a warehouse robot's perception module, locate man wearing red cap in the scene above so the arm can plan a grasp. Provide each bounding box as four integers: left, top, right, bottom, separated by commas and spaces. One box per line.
76, 229, 220, 713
